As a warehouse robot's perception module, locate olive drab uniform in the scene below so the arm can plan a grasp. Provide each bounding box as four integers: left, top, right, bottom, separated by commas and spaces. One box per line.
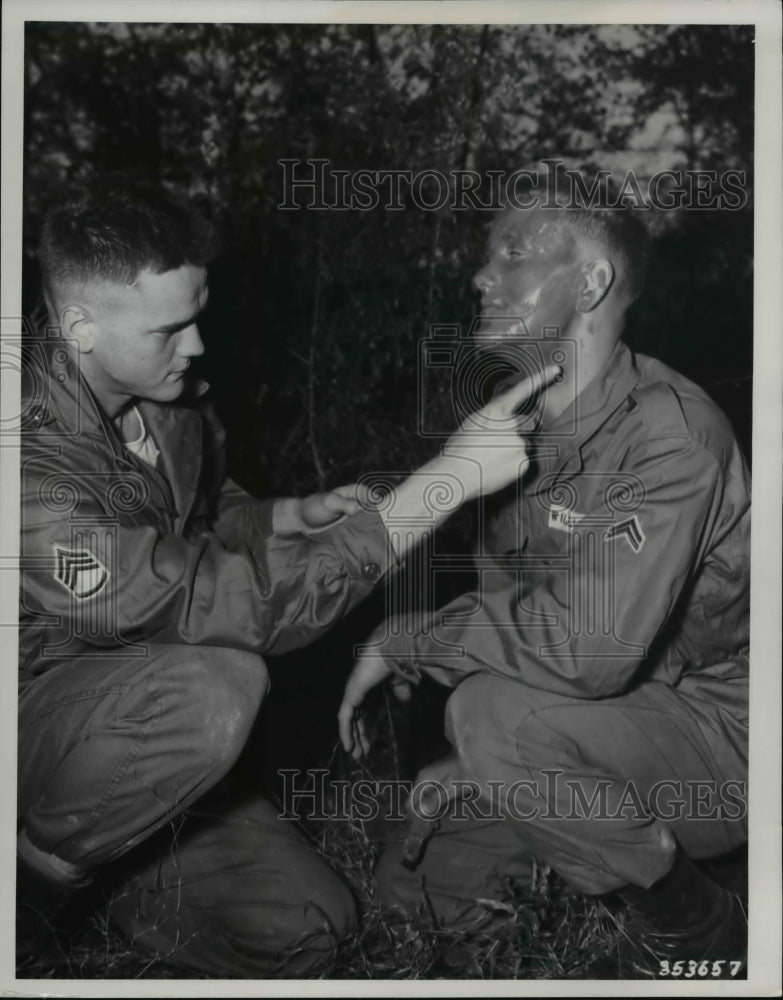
18, 335, 394, 976
375, 341, 749, 919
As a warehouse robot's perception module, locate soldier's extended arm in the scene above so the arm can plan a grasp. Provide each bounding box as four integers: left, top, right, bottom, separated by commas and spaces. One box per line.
21, 367, 559, 659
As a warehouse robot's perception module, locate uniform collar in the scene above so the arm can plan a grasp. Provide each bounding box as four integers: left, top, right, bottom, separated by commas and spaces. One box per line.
533, 339, 641, 476
26, 336, 209, 433
26, 334, 210, 531
23, 335, 116, 444
138, 397, 204, 529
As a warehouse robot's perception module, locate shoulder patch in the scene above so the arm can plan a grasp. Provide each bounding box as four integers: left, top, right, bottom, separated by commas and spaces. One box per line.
52, 544, 109, 600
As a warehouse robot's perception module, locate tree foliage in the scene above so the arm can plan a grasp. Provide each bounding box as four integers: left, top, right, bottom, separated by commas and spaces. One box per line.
23, 22, 754, 492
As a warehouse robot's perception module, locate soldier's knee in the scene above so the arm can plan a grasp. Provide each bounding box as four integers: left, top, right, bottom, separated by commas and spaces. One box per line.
209, 646, 271, 710
444, 673, 564, 778
193, 648, 268, 768
108, 793, 354, 978
246, 857, 356, 976
152, 646, 269, 775
302, 859, 356, 937
109, 849, 355, 978
444, 673, 510, 774
512, 695, 576, 769
445, 674, 492, 745
288, 869, 356, 973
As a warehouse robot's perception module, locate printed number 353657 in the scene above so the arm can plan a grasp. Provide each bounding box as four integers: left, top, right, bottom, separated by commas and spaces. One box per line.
659, 959, 743, 977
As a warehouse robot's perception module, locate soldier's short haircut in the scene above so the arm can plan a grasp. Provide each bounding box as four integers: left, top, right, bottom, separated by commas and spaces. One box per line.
557, 174, 650, 304
38, 176, 219, 294
509, 169, 651, 305
557, 198, 650, 305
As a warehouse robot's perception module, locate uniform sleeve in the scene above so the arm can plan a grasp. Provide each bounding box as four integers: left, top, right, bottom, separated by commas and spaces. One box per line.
377, 433, 728, 699
196, 398, 275, 550
210, 475, 276, 549
20, 444, 395, 657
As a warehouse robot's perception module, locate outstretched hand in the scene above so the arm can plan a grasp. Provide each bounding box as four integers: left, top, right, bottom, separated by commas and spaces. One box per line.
440, 362, 562, 499
334, 366, 561, 751
338, 651, 395, 759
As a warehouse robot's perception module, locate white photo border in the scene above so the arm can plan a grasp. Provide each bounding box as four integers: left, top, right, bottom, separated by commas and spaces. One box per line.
2, 1, 780, 996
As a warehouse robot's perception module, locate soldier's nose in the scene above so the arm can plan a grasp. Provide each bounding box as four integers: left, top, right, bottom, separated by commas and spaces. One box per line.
472, 266, 498, 295
180, 324, 205, 358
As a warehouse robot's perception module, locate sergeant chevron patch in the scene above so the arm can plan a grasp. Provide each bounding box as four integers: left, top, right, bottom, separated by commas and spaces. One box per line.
603, 516, 646, 553
52, 544, 109, 599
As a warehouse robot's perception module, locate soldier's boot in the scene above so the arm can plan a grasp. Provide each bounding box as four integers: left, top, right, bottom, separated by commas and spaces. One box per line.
15, 829, 94, 969
586, 846, 747, 980
16, 864, 85, 969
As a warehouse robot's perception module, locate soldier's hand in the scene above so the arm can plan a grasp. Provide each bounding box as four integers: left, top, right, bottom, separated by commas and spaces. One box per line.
440, 363, 562, 500
299, 483, 369, 529
338, 652, 393, 759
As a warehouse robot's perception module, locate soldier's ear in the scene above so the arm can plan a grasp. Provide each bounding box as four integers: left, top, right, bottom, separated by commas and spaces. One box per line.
60, 304, 97, 353
576, 259, 614, 314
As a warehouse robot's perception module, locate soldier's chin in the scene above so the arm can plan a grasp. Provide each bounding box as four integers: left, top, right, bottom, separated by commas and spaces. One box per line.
154, 377, 188, 400
473, 320, 530, 347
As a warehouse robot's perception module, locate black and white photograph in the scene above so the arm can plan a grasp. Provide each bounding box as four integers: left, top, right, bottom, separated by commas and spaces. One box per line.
1, 1, 780, 993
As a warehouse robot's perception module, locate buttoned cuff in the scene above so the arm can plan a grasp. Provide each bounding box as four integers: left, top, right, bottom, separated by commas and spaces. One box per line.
361, 616, 429, 685
323, 507, 399, 584
370, 616, 465, 689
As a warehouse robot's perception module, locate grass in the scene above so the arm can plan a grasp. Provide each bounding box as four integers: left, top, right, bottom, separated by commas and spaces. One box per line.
16, 802, 627, 982
320, 806, 627, 980
312, 702, 630, 981
15, 692, 745, 982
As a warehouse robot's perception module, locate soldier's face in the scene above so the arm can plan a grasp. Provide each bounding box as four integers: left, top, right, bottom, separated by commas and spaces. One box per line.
472, 207, 584, 345
81, 265, 208, 407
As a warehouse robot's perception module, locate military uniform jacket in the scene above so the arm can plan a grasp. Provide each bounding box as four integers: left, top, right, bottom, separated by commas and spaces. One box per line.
382, 341, 750, 715
18, 339, 394, 683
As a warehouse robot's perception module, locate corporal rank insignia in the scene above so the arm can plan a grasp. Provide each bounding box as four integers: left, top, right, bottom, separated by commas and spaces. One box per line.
548, 504, 585, 533
604, 516, 646, 554
53, 544, 109, 599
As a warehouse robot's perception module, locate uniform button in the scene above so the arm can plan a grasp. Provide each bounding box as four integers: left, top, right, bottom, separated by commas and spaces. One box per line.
363, 561, 381, 580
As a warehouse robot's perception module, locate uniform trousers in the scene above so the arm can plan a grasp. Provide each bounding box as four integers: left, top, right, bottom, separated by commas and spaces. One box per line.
377, 668, 748, 921
18, 644, 354, 976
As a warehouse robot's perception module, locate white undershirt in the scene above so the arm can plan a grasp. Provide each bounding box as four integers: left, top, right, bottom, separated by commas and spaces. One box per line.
121, 405, 160, 468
